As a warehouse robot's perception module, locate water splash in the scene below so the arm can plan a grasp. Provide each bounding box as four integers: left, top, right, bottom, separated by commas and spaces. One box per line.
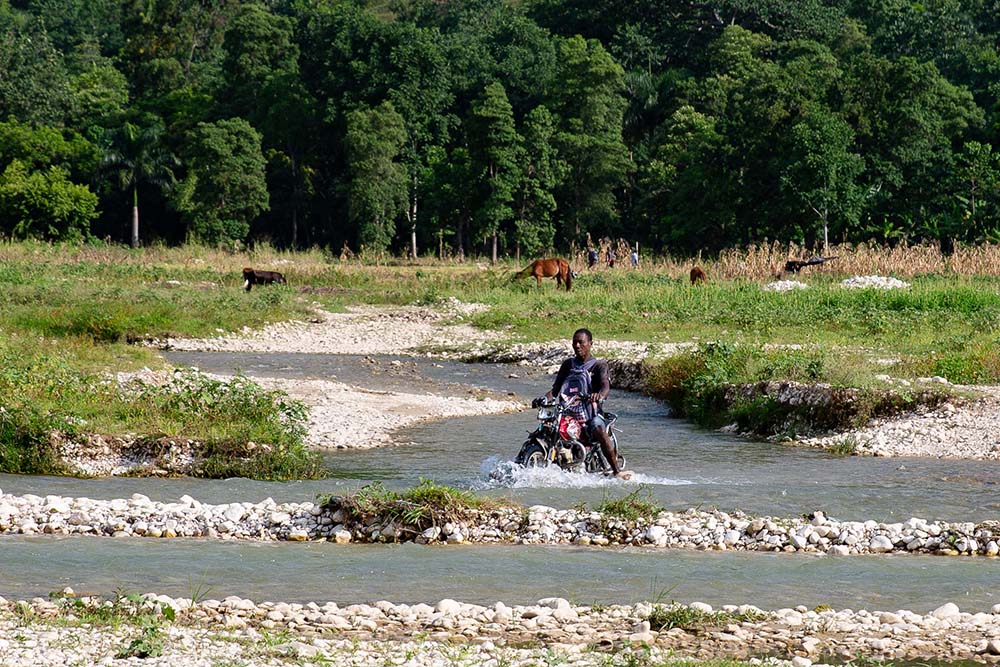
475, 455, 693, 489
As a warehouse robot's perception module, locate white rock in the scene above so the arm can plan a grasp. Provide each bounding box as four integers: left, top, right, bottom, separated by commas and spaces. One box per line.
931, 602, 960, 619
869, 535, 894, 553
645, 525, 666, 543
435, 599, 462, 615
538, 598, 571, 610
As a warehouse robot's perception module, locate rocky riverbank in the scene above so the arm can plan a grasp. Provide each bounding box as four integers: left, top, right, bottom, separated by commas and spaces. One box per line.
2, 591, 1000, 666
2, 490, 997, 557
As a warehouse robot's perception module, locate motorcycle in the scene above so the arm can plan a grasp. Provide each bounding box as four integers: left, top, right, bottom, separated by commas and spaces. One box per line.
513, 394, 625, 474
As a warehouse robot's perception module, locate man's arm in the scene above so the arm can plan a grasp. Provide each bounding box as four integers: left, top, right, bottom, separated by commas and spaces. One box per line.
591, 359, 611, 401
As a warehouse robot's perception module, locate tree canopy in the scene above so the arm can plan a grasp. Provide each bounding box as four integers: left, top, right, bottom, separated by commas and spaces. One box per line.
0, 0, 997, 254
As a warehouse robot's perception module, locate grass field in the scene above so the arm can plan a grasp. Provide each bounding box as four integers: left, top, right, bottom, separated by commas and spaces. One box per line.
1, 239, 998, 475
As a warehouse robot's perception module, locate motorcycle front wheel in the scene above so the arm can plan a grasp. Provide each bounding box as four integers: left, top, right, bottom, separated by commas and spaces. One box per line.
519, 442, 549, 468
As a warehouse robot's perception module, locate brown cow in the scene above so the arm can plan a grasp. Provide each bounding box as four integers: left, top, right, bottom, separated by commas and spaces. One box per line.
690, 266, 708, 285
513, 258, 575, 290
243, 267, 287, 292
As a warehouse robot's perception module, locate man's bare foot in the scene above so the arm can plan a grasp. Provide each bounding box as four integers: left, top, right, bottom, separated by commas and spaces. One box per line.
614, 470, 634, 480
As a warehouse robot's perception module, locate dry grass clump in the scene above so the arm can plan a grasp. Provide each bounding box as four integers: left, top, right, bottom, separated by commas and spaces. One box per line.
573, 240, 981, 281
9, 238, 1000, 283
645, 241, 1000, 280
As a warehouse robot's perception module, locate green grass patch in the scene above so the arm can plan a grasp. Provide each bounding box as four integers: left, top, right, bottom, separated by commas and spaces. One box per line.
646, 604, 767, 632
321, 480, 511, 530
826, 436, 860, 456
595, 486, 665, 523
0, 341, 324, 478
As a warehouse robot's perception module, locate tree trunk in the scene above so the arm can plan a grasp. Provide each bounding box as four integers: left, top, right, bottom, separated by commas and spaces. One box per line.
409, 176, 419, 260
456, 219, 465, 263
491, 232, 498, 265
822, 207, 829, 255
290, 151, 300, 249
131, 186, 139, 248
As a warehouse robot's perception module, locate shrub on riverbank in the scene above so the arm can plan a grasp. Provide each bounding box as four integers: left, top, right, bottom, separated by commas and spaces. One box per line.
0, 341, 324, 479
596, 487, 665, 523
645, 343, 951, 437
646, 604, 767, 632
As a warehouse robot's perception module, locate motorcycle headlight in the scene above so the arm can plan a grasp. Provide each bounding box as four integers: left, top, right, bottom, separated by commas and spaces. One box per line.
537, 405, 557, 419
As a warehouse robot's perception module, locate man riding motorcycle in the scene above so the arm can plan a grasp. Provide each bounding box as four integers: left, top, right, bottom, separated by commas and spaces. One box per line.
537, 328, 633, 480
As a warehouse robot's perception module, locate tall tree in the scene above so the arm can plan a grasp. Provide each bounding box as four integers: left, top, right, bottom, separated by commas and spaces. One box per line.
383, 22, 455, 260
547, 35, 630, 243
951, 140, 1000, 241
219, 3, 317, 248
468, 82, 523, 263
344, 102, 408, 253
0, 22, 72, 126
782, 108, 866, 251
101, 118, 178, 247
173, 118, 269, 244
513, 105, 563, 258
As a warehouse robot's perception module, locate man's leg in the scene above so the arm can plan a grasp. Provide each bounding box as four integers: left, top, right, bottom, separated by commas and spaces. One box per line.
589, 413, 618, 473
590, 413, 631, 479
592, 425, 620, 474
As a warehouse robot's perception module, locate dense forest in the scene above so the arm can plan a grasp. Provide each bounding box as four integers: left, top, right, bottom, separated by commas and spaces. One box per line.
0, 0, 998, 258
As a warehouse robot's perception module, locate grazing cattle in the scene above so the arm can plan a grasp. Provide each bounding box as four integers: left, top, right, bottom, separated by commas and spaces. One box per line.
513, 258, 575, 290
243, 267, 287, 292
690, 266, 708, 285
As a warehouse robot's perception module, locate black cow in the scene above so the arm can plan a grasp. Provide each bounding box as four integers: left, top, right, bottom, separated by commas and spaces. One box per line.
243, 267, 287, 292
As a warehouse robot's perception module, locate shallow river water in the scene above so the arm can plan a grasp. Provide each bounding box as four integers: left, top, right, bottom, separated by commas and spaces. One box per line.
1, 352, 998, 611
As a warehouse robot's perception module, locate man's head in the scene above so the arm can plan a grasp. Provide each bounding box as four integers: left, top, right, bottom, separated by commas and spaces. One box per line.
572, 328, 593, 360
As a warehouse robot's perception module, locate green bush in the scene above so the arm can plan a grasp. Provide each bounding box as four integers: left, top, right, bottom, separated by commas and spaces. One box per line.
0, 160, 98, 241
0, 405, 69, 475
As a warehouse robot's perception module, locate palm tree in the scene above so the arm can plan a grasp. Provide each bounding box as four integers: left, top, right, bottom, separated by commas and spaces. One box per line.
102, 120, 179, 247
